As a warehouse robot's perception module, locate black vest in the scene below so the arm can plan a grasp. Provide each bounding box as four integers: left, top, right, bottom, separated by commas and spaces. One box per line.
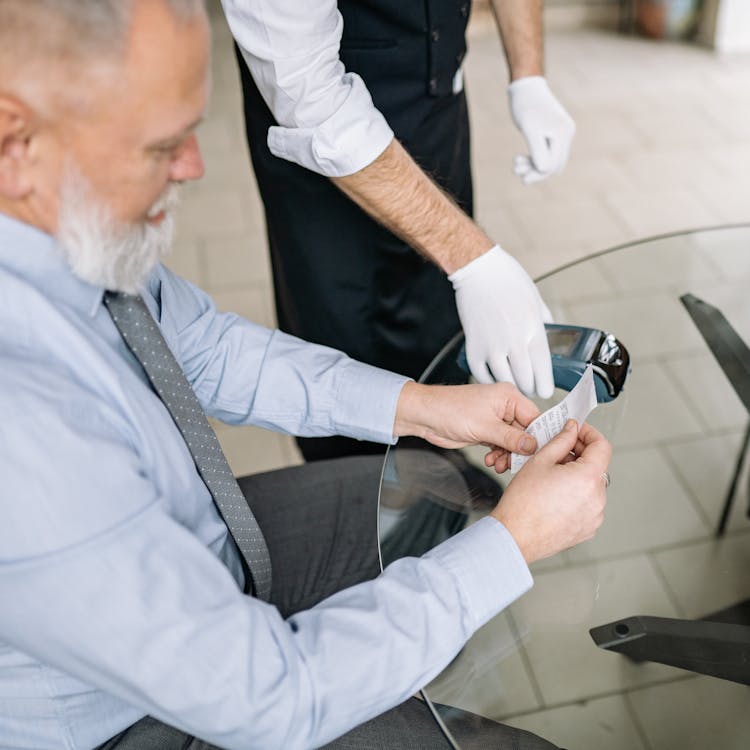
339, 1, 471, 134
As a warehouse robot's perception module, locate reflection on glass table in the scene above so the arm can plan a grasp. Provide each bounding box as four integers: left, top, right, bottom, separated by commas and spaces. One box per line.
377, 226, 750, 750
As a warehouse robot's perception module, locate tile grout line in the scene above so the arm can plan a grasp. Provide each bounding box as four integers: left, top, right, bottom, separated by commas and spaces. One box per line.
623, 688, 656, 750
497, 672, 698, 724
505, 609, 546, 712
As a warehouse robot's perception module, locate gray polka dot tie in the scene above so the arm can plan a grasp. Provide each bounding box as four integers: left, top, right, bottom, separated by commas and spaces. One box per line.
104, 292, 272, 600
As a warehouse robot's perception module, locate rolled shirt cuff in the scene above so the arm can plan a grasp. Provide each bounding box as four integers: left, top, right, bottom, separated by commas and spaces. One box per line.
267, 72, 395, 177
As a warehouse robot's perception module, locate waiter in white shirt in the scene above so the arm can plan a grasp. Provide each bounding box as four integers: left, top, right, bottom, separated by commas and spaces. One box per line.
223, 0, 576, 461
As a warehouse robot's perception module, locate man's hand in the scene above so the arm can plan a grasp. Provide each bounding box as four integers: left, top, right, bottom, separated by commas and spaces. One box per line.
508, 76, 575, 184
394, 380, 541, 473
492, 419, 611, 563
449, 245, 554, 398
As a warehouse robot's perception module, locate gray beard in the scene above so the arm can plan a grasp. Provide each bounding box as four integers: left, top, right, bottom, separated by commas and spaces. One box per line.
56, 165, 179, 294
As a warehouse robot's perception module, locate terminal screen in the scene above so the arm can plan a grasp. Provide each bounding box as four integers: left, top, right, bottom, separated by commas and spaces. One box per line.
547, 328, 582, 356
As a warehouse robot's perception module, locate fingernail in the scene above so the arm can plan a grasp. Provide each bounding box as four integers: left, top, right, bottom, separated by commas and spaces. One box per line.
565, 419, 577, 431
521, 436, 535, 453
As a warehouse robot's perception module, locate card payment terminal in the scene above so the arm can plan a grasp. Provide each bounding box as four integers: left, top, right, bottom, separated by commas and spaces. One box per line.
457, 323, 630, 402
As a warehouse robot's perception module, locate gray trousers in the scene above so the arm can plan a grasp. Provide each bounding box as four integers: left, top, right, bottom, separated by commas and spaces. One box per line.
96, 456, 559, 750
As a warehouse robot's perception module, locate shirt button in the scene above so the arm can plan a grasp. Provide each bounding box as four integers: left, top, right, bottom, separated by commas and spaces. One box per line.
428, 78, 438, 94
460, 4, 469, 18
431, 28, 440, 43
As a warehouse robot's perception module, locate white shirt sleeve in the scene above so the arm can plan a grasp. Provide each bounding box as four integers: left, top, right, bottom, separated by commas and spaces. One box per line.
220, 0, 395, 177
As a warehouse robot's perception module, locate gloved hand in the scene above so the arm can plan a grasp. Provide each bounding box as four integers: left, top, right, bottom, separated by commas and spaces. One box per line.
508, 76, 575, 185
449, 245, 554, 398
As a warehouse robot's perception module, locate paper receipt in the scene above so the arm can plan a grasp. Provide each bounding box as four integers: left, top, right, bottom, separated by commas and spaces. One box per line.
510, 365, 598, 474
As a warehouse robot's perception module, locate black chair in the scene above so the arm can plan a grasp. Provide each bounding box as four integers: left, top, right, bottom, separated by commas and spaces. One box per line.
591, 294, 750, 684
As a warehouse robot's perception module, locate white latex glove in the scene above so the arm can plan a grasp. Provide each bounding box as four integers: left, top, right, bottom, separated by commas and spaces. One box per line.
508, 76, 575, 185
449, 245, 554, 398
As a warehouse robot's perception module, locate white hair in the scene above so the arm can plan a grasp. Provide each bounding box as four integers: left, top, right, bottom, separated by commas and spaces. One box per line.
0, 1, 205, 56
0, 0, 206, 106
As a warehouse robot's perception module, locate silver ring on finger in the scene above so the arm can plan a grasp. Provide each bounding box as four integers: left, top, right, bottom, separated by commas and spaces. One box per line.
602, 471, 611, 488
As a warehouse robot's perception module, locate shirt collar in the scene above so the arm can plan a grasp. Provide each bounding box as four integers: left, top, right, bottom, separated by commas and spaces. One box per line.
0, 212, 105, 318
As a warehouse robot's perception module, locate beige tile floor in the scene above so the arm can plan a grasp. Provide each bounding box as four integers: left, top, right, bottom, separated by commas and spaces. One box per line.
167, 5, 750, 748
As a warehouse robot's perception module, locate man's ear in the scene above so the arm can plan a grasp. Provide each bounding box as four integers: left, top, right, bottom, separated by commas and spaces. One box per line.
0, 94, 37, 200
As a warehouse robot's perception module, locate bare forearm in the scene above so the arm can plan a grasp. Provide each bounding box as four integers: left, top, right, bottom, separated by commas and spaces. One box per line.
331, 139, 493, 274
490, 0, 544, 80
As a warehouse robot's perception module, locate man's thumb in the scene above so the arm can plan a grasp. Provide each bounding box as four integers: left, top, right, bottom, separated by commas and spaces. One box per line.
535, 419, 579, 465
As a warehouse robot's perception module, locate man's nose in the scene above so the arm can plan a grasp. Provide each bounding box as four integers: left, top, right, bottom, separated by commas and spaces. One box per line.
169, 134, 204, 182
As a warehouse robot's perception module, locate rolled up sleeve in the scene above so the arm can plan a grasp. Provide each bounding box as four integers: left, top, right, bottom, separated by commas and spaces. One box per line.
221, 0, 394, 176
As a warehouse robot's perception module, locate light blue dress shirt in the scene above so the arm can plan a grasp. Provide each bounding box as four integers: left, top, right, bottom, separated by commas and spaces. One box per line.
0, 213, 533, 750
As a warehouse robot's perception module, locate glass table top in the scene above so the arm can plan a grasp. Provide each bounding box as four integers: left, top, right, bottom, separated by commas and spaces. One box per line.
378, 225, 750, 750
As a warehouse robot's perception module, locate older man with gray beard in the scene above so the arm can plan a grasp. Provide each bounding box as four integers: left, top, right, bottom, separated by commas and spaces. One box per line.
0, 1, 610, 749
57, 165, 181, 295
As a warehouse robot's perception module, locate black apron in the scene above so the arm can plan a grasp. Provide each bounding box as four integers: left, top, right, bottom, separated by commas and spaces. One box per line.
236, 1, 473, 460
